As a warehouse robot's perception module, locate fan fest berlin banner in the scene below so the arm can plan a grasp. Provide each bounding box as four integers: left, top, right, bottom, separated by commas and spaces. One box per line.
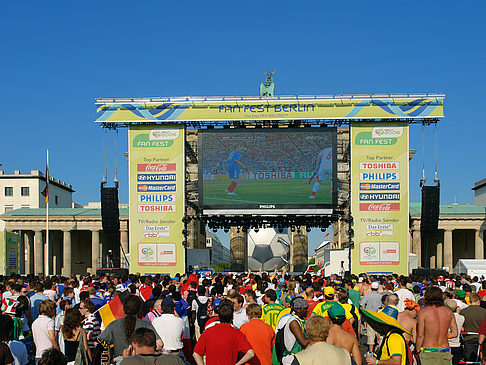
351, 122, 409, 275
129, 125, 185, 275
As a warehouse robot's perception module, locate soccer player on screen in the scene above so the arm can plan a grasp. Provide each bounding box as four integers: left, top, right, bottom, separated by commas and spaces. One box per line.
226, 150, 246, 195
309, 147, 332, 199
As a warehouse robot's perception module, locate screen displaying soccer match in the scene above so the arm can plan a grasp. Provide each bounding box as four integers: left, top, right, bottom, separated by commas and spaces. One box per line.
198, 128, 337, 214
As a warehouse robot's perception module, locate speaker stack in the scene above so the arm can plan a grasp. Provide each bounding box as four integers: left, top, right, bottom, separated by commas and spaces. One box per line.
420, 185, 440, 233
101, 186, 120, 235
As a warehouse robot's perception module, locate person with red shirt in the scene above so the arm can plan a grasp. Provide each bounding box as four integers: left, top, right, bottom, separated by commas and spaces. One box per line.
193, 302, 254, 365
240, 304, 275, 365
478, 281, 486, 299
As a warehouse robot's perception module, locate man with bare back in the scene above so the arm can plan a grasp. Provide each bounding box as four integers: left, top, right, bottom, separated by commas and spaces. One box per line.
416, 286, 458, 365
326, 304, 362, 365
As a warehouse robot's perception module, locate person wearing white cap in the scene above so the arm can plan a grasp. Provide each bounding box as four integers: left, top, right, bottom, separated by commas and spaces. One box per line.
360, 281, 383, 353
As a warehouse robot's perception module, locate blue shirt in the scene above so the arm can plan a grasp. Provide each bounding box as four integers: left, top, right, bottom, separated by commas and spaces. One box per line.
29, 292, 49, 321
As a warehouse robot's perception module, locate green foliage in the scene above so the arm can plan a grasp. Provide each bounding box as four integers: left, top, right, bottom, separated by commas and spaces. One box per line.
308, 257, 315, 265
211, 262, 230, 272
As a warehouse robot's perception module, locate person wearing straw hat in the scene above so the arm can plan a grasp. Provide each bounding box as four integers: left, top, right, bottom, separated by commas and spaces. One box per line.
360, 305, 411, 365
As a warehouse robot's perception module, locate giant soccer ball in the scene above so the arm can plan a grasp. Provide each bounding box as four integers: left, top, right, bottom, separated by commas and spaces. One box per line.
248, 228, 290, 271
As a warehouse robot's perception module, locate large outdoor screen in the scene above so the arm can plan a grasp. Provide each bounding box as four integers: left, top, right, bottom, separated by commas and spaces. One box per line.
199, 127, 337, 214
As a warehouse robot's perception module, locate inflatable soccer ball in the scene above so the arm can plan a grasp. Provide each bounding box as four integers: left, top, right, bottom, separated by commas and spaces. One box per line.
248, 228, 290, 271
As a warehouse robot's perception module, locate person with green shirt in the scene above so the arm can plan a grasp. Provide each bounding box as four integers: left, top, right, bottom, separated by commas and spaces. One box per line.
345, 279, 361, 308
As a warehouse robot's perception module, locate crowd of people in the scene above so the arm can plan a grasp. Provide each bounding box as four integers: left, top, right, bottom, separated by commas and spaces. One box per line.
0, 269, 485, 364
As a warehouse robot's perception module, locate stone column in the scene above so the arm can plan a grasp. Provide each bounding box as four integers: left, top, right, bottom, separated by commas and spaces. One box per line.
230, 227, 247, 271
436, 241, 443, 270
25, 231, 34, 275
34, 230, 43, 275
121, 229, 129, 255
412, 230, 421, 267
120, 229, 129, 267
63, 230, 72, 276
290, 229, 308, 272
430, 256, 436, 269
19, 231, 26, 274
444, 229, 453, 272
475, 229, 484, 259
91, 230, 100, 272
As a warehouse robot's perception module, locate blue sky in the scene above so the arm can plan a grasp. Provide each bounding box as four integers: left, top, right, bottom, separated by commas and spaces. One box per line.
1, 1, 485, 251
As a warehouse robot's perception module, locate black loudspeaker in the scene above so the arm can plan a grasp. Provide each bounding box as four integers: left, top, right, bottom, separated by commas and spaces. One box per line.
101, 186, 120, 234
96, 268, 128, 277
412, 268, 447, 278
421, 185, 440, 233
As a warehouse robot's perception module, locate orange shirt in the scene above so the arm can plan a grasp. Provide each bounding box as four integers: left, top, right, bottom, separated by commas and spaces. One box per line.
240, 318, 275, 365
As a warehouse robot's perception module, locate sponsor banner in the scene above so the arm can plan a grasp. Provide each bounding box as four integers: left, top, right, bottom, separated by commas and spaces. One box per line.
359, 193, 400, 201
137, 174, 176, 182
359, 202, 400, 211
137, 184, 176, 192
366, 231, 393, 237
360, 172, 399, 181
137, 243, 177, 266
144, 225, 170, 231
351, 122, 409, 275
96, 96, 444, 123
138, 194, 176, 203
249, 172, 294, 180
360, 162, 399, 170
366, 224, 393, 230
138, 205, 176, 213
359, 241, 400, 265
0, 231, 19, 275
129, 125, 185, 275
137, 163, 176, 172
360, 182, 400, 191
143, 232, 170, 238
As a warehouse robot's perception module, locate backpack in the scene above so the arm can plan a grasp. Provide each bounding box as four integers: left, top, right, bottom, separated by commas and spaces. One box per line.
194, 298, 209, 331
376, 330, 419, 365
186, 290, 197, 307
274, 324, 286, 364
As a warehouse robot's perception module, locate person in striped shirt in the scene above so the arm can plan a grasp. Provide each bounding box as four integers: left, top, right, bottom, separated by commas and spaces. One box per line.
80, 300, 101, 353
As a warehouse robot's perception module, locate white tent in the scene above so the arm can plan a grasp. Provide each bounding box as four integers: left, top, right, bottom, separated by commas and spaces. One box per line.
453, 259, 486, 277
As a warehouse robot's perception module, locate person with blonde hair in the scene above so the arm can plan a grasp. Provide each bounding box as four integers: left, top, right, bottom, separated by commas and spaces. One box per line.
290, 315, 351, 365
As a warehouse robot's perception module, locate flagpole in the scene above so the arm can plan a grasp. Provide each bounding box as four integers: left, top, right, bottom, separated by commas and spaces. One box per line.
46, 148, 49, 276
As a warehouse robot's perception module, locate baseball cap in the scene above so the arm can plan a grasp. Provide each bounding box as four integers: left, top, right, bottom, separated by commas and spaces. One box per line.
324, 287, 335, 298
444, 299, 457, 312
371, 281, 379, 289
328, 304, 346, 319
455, 290, 466, 299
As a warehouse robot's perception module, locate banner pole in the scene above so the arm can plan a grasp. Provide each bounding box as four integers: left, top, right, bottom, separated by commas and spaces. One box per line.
46, 148, 49, 276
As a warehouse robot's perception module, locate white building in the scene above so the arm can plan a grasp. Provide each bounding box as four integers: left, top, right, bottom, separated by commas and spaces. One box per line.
473, 178, 486, 206
0, 170, 74, 230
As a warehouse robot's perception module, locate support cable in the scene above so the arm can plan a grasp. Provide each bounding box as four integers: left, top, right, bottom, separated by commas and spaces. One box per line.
102, 129, 107, 182
421, 124, 426, 187
434, 123, 439, 186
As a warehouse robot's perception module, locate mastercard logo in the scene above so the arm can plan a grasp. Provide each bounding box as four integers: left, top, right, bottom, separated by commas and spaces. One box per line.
138, 185, 148, 192
360, 183, 371, 190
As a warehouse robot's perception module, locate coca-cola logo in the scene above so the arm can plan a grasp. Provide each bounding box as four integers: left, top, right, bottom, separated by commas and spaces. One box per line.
359, 203, 400, 211
137, 163, 176, 172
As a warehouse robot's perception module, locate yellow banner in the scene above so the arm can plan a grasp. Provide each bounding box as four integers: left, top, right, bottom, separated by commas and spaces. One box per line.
350, 122, 409, 275
128, 125, 185, 275
96, 95, 444, 122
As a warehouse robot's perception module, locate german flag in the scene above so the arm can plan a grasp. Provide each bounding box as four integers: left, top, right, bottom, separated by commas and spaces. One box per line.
99, 290, 129, 328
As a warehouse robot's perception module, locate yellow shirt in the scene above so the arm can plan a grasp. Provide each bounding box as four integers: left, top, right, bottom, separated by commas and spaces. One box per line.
341, 303, 361, 321
261, 303, 284, 330
378, 333, 406, 365
312, 300, 339, 318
